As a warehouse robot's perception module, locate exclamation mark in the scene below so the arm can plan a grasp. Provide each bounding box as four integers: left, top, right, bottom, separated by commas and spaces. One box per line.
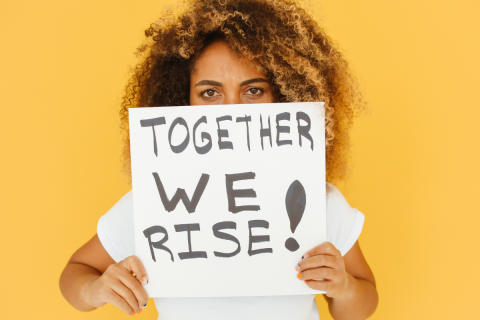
284, 180, 306, 252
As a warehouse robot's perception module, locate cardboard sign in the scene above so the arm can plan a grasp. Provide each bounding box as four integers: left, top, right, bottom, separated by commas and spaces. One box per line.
129, 102, 326, 297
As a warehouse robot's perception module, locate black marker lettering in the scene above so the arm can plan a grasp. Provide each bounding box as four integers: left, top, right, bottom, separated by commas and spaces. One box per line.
143, 225, 174, 262
276, 112, 292, 146
248, 220, 272, 256
260, 115, 272, 150
175, 223, 207, 259
216, 115, 233, 150
236, 115, 251, 151
140, 117, 166, 156
296, 112, 314, 150
168, 117, 190, 153
152, 173, 209, 213
212, 221, 241, 258
225, 172, 261, 213
193, 116, 212, 154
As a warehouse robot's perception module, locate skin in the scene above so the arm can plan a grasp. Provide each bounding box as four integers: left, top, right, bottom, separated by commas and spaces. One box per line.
59, 41, 378, 319
189, 41, 275, 105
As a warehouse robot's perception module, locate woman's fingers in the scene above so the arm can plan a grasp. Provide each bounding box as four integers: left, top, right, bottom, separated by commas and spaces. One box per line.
297, 254, 338, 271
299, 266, 337, 281
105, 288, 135, 316
117, 266, 149, 309
298, 267, 339, 293
122, 255, 149, 285
93, 256, 148, 314
302, 242, 341, 259
85, 256, 149, 315
304, 279, 333, 292
120, 255, 149, 309
110, 278, 143, 314
296, 242, 350, 298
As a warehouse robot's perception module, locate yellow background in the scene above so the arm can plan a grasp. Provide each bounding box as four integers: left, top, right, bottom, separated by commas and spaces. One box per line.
1, 0, 479, 319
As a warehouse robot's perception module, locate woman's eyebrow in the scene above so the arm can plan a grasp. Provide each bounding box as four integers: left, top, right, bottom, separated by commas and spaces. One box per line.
195, 80, 223, 87
239, 78, 269, 86
195, 78, 269, 87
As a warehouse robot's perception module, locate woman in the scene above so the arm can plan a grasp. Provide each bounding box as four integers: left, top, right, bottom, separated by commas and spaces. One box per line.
60, 0, 378, 319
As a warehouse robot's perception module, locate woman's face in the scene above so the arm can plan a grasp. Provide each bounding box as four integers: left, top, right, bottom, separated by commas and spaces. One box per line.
190, 41, 275, 105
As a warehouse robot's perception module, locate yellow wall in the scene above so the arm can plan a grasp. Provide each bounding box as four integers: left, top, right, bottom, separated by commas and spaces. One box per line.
1, 0, 479, 319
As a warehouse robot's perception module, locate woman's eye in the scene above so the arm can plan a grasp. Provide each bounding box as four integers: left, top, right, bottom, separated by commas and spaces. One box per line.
202, 89, 219, 98
245, 88, 263, 95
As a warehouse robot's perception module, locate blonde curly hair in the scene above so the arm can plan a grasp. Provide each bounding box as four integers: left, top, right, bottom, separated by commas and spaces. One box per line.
120, 0, 366, 187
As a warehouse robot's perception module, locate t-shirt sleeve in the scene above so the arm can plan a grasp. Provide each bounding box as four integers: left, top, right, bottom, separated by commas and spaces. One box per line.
97, 191, 135, 263
326, 185, 365, 256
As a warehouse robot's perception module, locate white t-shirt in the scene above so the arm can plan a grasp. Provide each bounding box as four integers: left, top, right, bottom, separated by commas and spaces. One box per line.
97, 185, 364, 320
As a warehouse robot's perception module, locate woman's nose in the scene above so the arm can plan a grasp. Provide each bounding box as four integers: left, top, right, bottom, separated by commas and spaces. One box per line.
222, 92, 243, 105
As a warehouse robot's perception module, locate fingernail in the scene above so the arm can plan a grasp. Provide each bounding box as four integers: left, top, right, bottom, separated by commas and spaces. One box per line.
138, 309, 142, 314
304, 280, 308, 284
131, 311, 135, 316
295, 264, 300, 271
141, 277, 148, 284
297, 273, 302, 280
303, 254, 309, 259
142, 303, 147, 309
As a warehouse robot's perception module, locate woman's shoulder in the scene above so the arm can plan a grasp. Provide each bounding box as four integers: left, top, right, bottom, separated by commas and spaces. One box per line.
97, 191, 135, 262
99, 190, 134, 233
327, 183, 352, 210
326, 183, 365, 256
106, 190, 133, 213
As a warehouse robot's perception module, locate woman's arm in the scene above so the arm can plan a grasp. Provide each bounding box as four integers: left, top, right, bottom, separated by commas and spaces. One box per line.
59, 234, 149, 315
297, 241, 378, 320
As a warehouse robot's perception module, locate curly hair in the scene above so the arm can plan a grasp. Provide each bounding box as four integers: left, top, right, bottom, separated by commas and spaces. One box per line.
120, 0, 366, 187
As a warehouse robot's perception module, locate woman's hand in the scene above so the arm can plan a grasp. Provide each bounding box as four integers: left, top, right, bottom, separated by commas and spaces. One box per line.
296, 242, 350, 299
295, 241, 378, 319
84, 255, 149, 316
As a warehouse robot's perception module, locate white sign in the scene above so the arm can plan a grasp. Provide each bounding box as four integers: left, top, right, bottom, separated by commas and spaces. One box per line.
129, 102, 326, 297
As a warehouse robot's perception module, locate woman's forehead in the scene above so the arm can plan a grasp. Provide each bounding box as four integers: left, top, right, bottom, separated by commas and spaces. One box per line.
191, 41, 265, 80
